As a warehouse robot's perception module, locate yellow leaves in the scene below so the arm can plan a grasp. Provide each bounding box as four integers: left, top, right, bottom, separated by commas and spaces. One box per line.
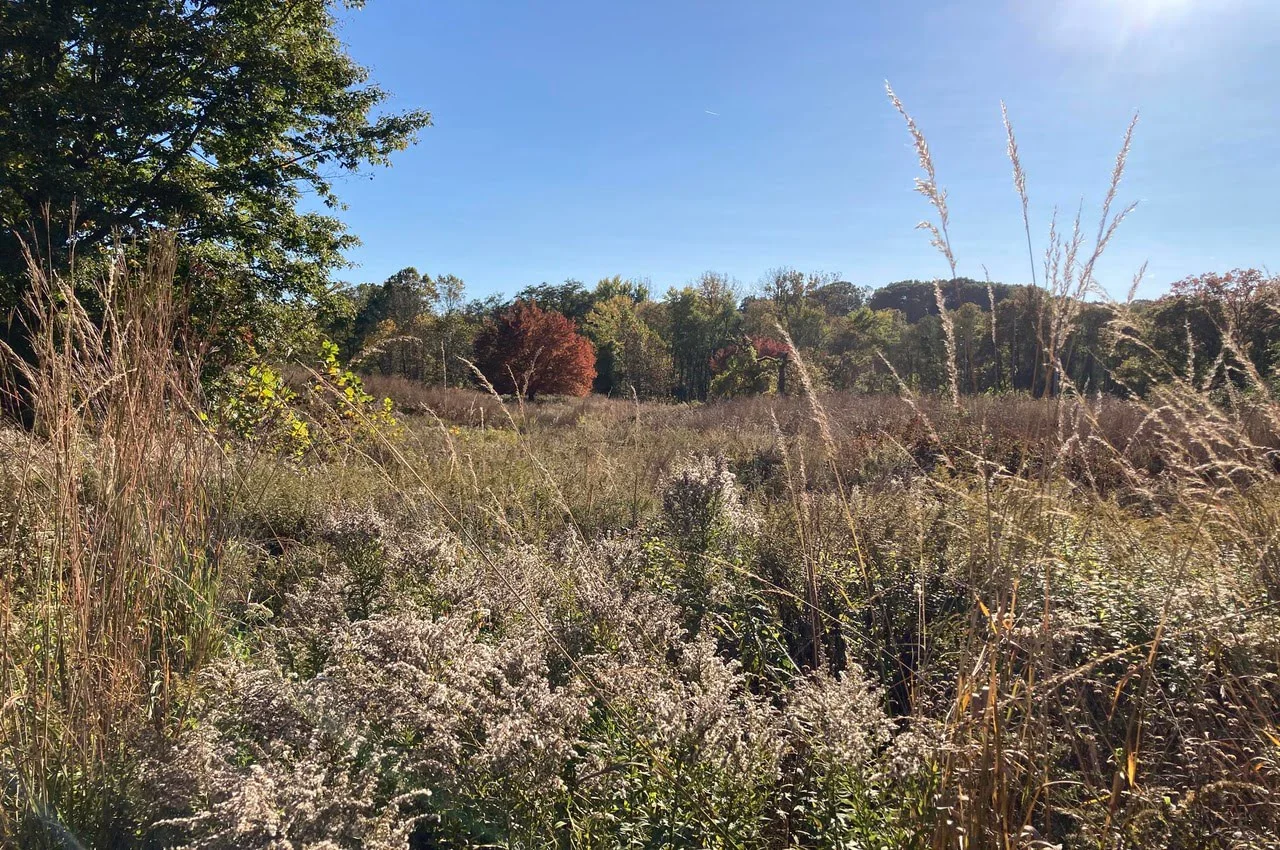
957, 679, 972, 716
205, 338, 400, 458
974, 594, 1015, 635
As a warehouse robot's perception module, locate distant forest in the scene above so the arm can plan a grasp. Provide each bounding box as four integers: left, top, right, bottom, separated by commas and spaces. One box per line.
334, 267, 1280, 402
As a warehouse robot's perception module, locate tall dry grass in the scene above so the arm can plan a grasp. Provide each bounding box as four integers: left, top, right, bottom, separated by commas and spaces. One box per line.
871, 91, 1280, 848
0, 238, 225, 845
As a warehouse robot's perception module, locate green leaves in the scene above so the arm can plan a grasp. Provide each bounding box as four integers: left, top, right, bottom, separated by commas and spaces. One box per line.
0, 0, 430, 347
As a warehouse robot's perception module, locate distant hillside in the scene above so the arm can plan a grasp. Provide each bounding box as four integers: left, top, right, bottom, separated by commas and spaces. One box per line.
868, 278, 1020, 323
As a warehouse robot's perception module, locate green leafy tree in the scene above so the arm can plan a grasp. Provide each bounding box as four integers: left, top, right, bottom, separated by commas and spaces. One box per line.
758, 268, 838, 348
993, 286, 1051, 394
665, 273, 741, 400
0, 0, 430, 356
514, 279, 597, 323
425, 274, 479, 387
952, 302, 988, 395
1169, 269, 1280, 385
351, 268, 435, 346
812, 280, 869, 316
344, 271, 482, 387
886, 314, 948, 393
584, 296, 673, 398
826, 307, 904, 392
760, 267, 811, 323
593, 275, 651, 304
1056, 302, 1116, 395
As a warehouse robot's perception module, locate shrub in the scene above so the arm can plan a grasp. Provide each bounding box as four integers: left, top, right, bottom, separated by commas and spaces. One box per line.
203, 340, 399, 458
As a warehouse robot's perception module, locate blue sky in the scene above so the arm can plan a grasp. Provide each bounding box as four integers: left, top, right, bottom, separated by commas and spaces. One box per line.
326, 0, 1280, 301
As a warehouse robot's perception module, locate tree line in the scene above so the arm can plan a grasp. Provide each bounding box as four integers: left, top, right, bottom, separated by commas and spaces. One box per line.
331, 267, 1280, 402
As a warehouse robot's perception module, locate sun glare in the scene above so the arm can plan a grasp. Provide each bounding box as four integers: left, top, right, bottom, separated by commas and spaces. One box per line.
1043, 0, 1219, 55
1112, 0, 1198, 25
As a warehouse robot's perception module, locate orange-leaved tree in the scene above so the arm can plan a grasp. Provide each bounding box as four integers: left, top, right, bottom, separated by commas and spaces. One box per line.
473, 301, 596, 398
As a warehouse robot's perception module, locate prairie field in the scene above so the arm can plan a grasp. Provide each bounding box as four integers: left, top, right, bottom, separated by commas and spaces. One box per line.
2, 280, 1278, 848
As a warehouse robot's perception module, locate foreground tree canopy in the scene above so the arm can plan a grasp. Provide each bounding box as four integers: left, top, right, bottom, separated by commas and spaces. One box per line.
0, 0, 430, 347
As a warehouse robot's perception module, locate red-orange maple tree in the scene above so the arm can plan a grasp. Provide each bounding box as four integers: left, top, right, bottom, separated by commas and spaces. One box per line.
474, 301, 596, 398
